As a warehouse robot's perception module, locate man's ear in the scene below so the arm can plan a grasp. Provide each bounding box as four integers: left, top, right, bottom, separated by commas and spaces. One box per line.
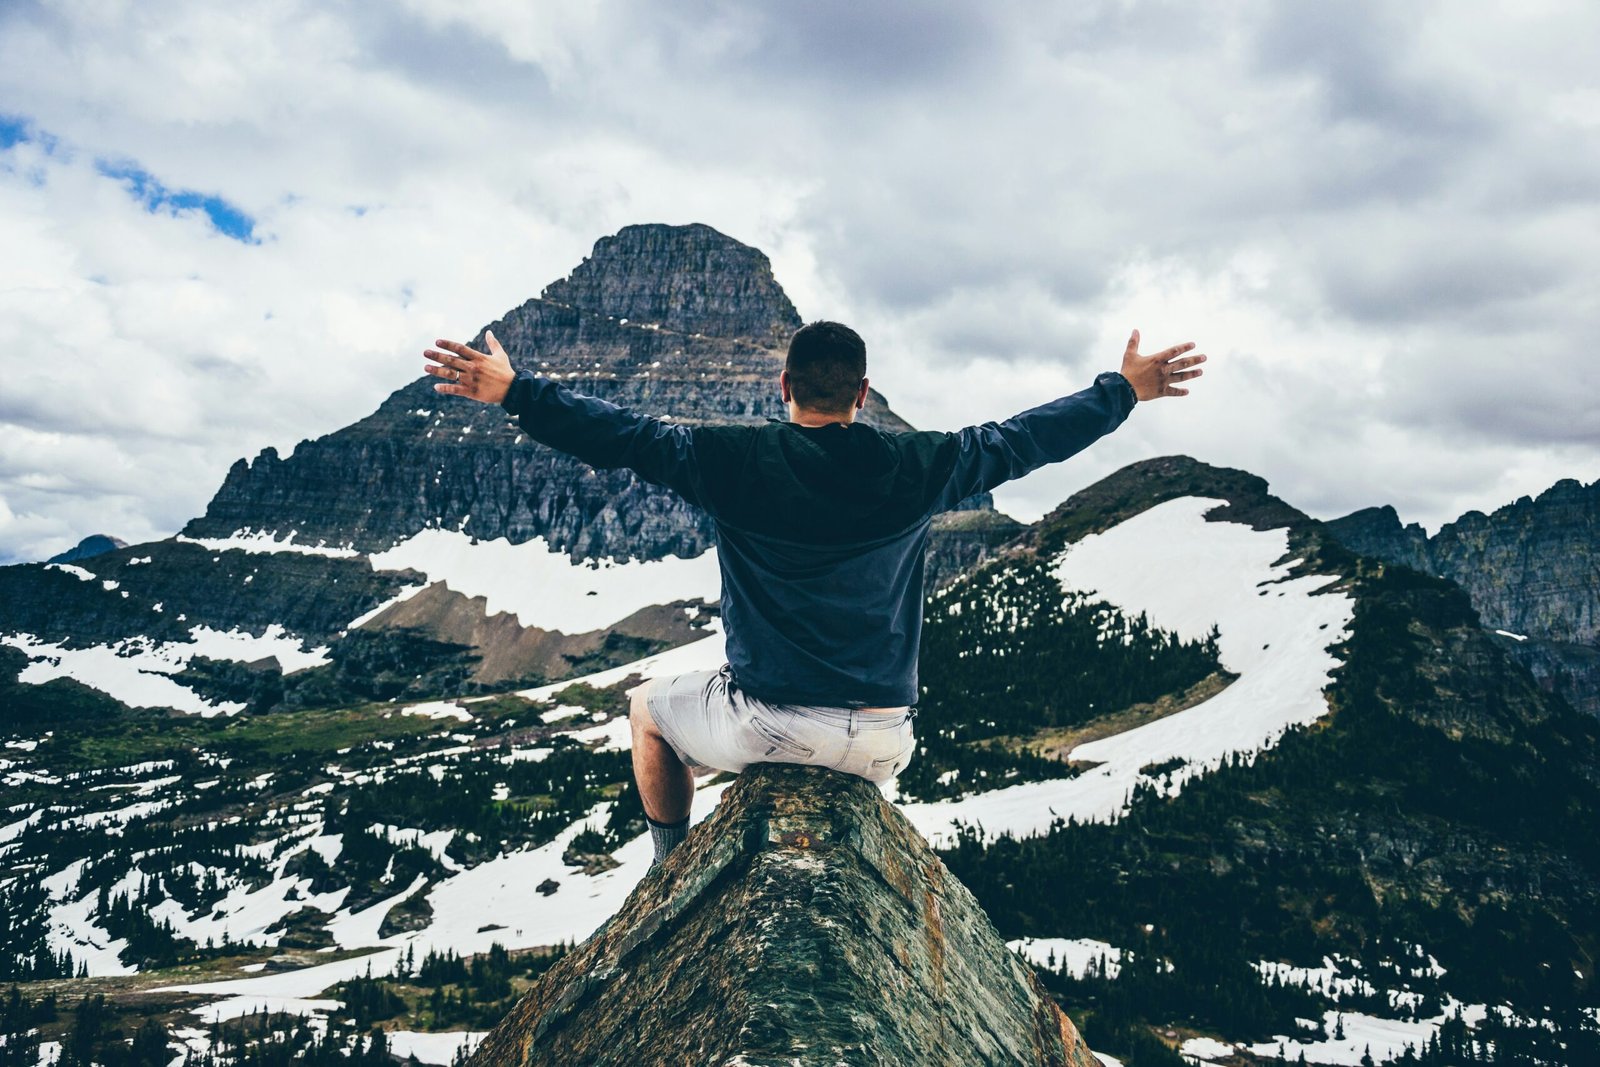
780, 369, 792, 403
856, 377, 870, 410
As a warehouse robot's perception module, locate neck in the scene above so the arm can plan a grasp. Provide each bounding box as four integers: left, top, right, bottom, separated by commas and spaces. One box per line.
789, 404, 856, 427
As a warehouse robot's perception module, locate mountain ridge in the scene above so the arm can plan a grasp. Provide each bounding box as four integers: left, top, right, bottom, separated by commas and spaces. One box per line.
1325, 474, 1599, 717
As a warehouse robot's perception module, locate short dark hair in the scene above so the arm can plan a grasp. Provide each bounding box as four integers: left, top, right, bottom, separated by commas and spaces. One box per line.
785, 320, 867, 414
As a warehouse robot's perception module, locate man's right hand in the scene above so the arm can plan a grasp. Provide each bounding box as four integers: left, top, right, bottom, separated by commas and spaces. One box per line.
424, 330, 517, 405
1119, 329, 1206, 401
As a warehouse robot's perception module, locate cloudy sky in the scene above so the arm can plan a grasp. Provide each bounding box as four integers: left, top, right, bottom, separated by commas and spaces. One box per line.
1, 0, 1595, 565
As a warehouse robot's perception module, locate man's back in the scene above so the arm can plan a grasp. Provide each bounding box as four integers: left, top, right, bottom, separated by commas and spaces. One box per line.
498, 368, 1139, 708
691, 419, 961, 708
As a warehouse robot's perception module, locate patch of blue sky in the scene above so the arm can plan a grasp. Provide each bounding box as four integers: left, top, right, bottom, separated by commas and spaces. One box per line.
95, 158, 260, 244
0, 113, 63, 186
0, 113, 30, 149
1, 112, 63, 158
3, 112, 258, 243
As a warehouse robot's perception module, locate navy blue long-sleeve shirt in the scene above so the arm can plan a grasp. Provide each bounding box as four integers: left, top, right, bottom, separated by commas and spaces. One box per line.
499, 367, 1138, 707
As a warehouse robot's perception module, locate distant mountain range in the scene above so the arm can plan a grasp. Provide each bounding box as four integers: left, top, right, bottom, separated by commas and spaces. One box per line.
0, 223, 1593, 1067
44, 535, 127, 564
1324, 481, 1599, 717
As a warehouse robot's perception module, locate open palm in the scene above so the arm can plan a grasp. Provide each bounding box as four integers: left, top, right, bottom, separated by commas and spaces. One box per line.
1119, 329, 1206, 401
423, 330, 517, 405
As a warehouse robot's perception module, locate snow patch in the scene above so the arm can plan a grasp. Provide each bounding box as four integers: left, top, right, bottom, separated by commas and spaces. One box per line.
0, 624, 331, 716
386, 1032, 485, 1065
1247, 996, 1488, 1065
1178, 1036, 1236, 1061
538, 704, 588, 724
175, 530, 360, 558
402, 700, 473, 722
1007, 936, 1123, 979
365, 530, 720, 634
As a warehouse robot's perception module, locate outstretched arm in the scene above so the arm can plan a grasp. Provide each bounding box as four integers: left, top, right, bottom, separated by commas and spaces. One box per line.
931, 330, 1205, 512
424, 332, 704, 506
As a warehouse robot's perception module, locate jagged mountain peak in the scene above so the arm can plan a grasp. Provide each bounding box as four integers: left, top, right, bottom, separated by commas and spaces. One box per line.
178, 223, 924, 562
537, 222, 803, 341
1323, 471, 1600, 715
467, 763, 1099, 1067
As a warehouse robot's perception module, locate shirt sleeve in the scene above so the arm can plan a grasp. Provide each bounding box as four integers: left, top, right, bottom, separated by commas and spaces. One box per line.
499, 369, 706, 508
931, 370, 1138, 513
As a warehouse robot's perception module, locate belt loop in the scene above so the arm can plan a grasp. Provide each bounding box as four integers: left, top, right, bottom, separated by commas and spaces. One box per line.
848, 708, 859, 737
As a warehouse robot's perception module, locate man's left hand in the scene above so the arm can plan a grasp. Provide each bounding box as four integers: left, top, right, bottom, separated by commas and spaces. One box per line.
1119, 329, 1206, 402
424, 330, 516, 405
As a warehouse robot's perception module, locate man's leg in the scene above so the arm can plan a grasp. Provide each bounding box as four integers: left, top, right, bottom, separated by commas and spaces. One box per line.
629, 681, 694, 865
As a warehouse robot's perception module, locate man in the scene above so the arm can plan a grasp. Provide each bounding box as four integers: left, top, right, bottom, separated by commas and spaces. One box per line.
424, 322, 1204, 866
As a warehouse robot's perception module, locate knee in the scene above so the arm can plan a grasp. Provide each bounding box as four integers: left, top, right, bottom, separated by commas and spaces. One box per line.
628, 681, 658, 737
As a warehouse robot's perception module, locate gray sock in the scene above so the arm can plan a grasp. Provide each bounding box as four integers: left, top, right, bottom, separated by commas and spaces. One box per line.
647, 813, 690, 865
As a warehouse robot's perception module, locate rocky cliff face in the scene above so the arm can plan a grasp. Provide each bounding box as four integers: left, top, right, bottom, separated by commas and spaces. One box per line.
1319, 505, 1433, 575
539, 222, 803, 341
466, 763, 1100, 1067
182, 223, 994, 564
1324, 478, 1600, 716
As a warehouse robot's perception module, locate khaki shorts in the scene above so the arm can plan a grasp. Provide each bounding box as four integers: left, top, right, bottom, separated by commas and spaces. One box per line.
642, 663, 919, 784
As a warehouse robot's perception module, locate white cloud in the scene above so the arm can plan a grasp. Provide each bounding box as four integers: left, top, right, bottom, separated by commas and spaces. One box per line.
1, 0, 1596, 562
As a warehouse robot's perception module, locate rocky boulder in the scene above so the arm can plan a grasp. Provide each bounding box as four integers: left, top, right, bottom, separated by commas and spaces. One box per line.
467, 763, 1100, 1066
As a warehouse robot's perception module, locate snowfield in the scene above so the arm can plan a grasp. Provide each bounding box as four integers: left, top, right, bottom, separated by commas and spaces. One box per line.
897, 495, 1355, 846
365, 529, 721, 634
0, 624, 331, 716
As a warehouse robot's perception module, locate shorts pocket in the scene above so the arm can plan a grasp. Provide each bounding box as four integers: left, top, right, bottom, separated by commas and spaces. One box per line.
749, 713, 816, 760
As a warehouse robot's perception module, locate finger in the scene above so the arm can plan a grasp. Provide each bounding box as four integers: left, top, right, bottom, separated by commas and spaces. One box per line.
423, 363, 465, 380
1124, 329, 1140, 358
1172, 353, 1206, 369
423, 348, 463, 366
433, 380, 466, 396
1164, 385, 1190, 396
1169, 368, 1203, 381
485, 330, 507, 357
1154, 341, 1196, 362
435, 339, 486, 362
